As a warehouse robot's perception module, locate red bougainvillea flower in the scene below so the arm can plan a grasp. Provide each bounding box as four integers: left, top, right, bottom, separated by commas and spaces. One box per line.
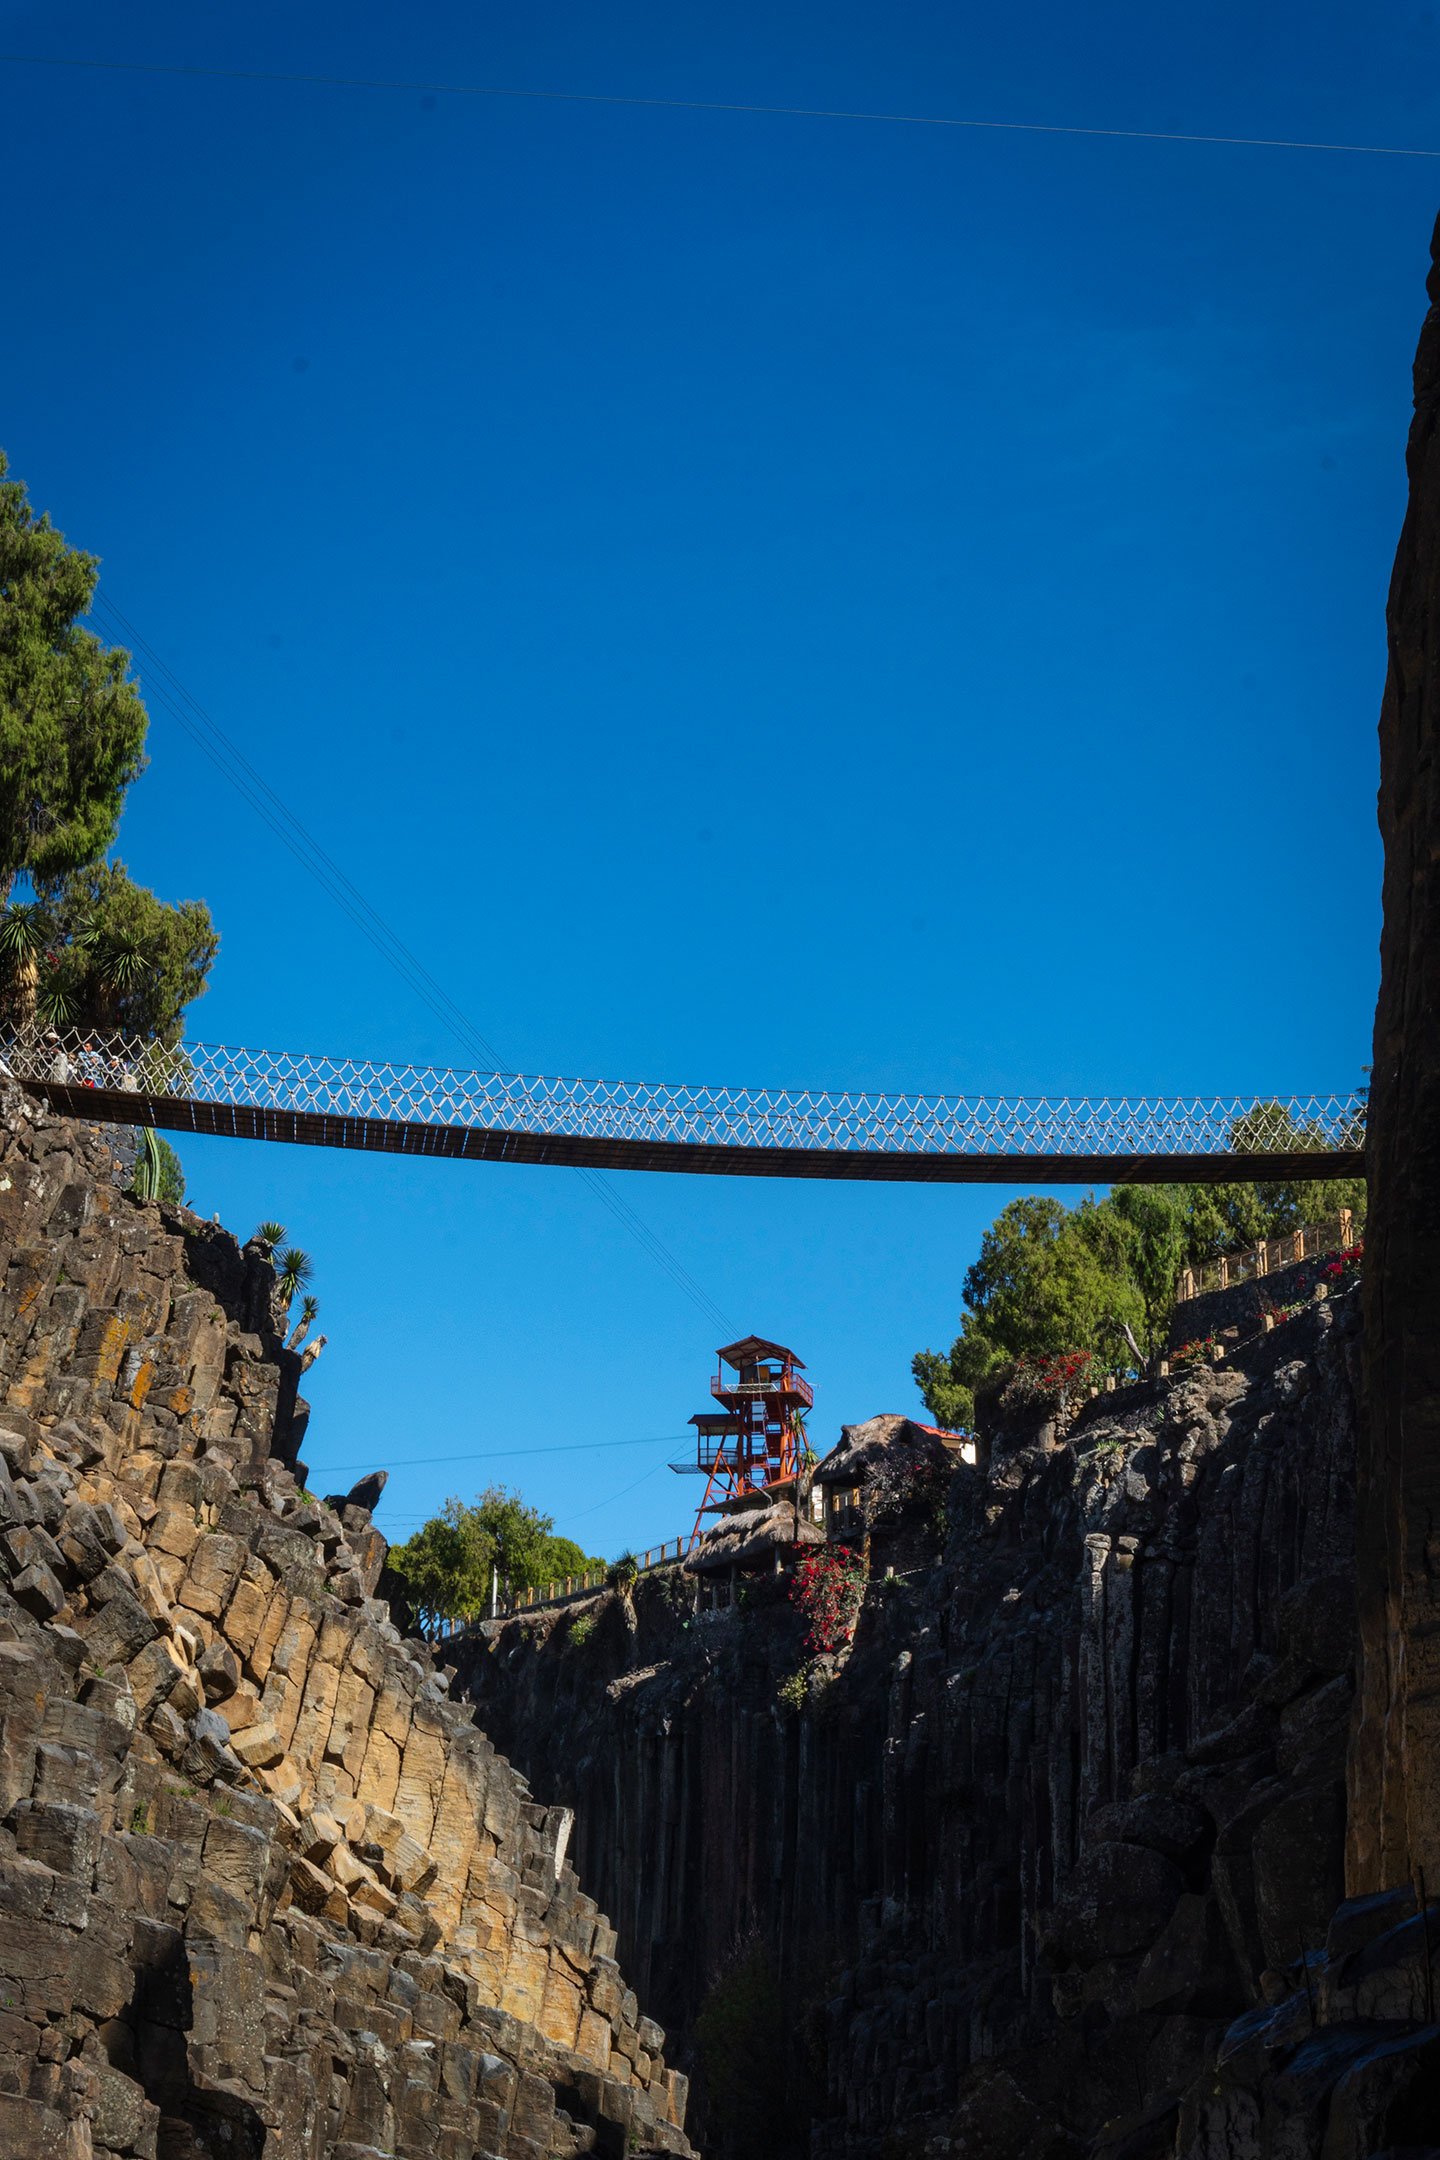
789, 1546, 867, 1654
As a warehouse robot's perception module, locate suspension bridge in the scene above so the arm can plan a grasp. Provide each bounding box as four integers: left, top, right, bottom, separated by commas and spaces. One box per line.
6, 1030, 1367, 1185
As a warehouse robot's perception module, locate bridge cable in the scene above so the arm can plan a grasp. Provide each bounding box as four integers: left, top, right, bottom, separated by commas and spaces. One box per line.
89, 595, 737, 1335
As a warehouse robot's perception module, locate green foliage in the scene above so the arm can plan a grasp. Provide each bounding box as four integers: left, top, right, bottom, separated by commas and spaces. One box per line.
776, 1662, 814, 1712
273, 1247, 313, 1306
388, 1485, 607, 1626
913, 1126, 1368, 1427
0, 454, 149, 901
913, 1195, 1147, 1425
0, 901, 46, 1026
542, 1534, 600, 1581
606, 1551, 640, 1595
254, 1222, 287, 1256
5, 860, 218, 1043
389, 1504, 488, 1630
694, 1941, 807, 2158
130, 1126, 184, 1205
567, 1611, 597, 1648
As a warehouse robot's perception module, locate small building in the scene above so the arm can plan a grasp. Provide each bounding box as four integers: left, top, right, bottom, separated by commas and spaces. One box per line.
813, 1414, 975, 1562
684, 1486, 827, 1606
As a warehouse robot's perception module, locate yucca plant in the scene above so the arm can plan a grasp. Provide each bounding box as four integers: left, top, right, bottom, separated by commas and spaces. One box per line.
274, 1247, 313, 1307
35, 966, 81, 1032
285, 1294, 319, 1351
0, 904, 49, 1030
606, 1552, 640, 1597
79, 922, 151, 1029
253, 1222, 287, 1257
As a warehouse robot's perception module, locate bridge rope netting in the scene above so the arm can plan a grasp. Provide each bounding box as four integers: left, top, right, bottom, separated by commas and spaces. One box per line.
4, 1029, 1367, 1184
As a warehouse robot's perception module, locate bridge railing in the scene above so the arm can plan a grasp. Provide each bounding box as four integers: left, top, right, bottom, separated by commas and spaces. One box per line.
1174, 1209, 1360, 1302
3, 1026, 1369, 1166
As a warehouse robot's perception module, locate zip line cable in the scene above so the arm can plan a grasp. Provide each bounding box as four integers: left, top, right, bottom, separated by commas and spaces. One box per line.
562, 1460, 674, 1522
87, 594, 735, 1334
85, 595, 730, 1325
4, 52, 1439, 160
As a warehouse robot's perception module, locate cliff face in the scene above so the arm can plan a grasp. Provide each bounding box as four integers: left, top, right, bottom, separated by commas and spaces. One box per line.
1359, 211, 1440, 1896
0, 1081, 691, 2160
464, 1298, 1439, 2157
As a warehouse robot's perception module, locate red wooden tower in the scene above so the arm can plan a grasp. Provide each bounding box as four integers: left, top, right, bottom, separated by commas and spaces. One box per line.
673, 1336, 813, 1549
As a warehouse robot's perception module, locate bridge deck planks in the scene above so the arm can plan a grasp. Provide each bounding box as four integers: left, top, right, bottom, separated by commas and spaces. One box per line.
26, 1082, 1365, 1186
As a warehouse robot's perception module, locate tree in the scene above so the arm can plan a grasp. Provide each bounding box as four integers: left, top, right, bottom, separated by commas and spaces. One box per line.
387, 1504, 489, 1633
914, 1195, 1150, 1425
914, 1146, 1369, 1427
1158, 1106, 1366, 1272
542, 1533, 604, 1582
1106, 1185, 1192, 1351
27, 861, 217, 1043
388, 1485, 607, 1625
254, 1223, 287, 1257
0, 453, 148, 902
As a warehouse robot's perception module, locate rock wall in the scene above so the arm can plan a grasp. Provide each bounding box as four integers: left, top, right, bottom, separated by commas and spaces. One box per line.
0, 1080, 692, 2160
463, 1294, 1440, 2156
1357, 210, 1440, 1895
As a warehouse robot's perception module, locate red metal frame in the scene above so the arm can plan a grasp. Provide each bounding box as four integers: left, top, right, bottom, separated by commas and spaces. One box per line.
680, 1338, 811, 1549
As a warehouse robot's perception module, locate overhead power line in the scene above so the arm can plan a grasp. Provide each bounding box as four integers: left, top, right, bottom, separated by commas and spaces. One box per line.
307, 1432, 688, 1473
87, 594, 735, 1335
5, 52, 1438, 160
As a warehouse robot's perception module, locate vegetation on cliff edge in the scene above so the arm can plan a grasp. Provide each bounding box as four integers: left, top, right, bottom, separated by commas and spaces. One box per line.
914, 1129, 1366, 1429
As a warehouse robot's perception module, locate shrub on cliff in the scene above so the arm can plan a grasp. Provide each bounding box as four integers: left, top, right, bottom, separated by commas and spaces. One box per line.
789, 1546, 867, 1655
694, 1939, 809, 2159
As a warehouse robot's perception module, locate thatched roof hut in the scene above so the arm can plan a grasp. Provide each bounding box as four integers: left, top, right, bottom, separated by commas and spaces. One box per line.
813, 1413, 971, 1488
685, 1493, 826, 1576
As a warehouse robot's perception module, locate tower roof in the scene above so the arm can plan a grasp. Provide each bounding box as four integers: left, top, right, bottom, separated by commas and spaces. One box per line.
716, 1336, 805, 1370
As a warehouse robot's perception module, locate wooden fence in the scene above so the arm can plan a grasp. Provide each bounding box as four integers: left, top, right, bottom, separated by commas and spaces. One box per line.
1174, 1209, 1355, 1304
426, 1534, 692, 1639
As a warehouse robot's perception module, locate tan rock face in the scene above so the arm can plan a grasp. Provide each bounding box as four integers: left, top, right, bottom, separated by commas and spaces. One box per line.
0, 1083, 693, 2159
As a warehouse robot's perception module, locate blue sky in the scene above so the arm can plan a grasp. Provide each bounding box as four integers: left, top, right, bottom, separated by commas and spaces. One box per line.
4, 4, 1436, 1556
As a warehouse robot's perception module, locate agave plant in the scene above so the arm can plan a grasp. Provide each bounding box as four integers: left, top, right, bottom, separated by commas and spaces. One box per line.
253, 1221, 287, 1257
273, 1247, 313, 1307
285, 1294, 319, 1351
